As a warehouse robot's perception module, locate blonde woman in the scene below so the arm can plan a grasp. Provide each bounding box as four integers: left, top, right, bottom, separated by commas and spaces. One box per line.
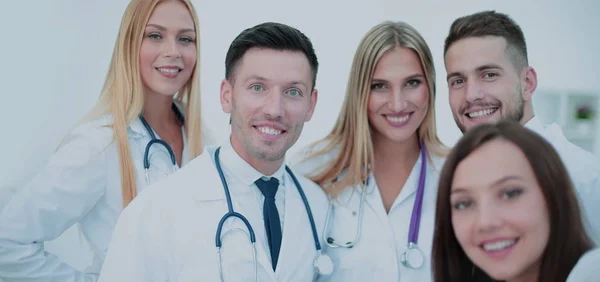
292, 21, 447, 282
0, 0, 211, 281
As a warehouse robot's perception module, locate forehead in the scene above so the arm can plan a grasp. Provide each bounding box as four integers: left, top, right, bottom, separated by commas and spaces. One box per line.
445, 36, 511, 73
453, 139, 531, 188
234, 48, 312, 87
373, 47, 424, 79
147, 1, 194, 28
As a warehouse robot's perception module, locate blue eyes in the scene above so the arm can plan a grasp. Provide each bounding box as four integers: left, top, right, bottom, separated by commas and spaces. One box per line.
250, 85, 301, 96
147, 33, 194, 43
252, 85, 264, 92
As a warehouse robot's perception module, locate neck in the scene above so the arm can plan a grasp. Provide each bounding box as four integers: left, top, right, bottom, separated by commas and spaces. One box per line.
520, 103, 535, 126
229, 135, 283, 176
372, 132, 421, 170
142, 92, 178, 129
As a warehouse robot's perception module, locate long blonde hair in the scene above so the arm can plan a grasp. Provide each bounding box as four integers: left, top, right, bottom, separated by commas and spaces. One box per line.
304, 21, 448, 197
79, 0, 204, 207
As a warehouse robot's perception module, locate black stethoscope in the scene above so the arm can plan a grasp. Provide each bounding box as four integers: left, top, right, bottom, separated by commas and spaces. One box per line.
212, 146, 333, 281
138, 103, 183, 185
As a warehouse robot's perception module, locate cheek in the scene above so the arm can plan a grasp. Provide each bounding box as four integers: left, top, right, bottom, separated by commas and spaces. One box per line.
139, 42, 156, 68
367, 93, 386, 115
182, 46, 197, 68
451, 213, 473, 247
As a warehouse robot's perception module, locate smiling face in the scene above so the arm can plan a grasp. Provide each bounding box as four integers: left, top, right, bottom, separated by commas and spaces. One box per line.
139, 0, 197, 97
450, 138, 549, 281
445, 36, 529, 133
220, 48, 317, 164
367, 46, 429, 145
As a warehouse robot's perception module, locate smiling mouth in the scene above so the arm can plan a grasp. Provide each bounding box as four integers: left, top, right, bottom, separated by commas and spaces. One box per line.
156, 67, 182, 74
481, 238, 518, 252
253, 125, 285, 136
466, 108, 498, 119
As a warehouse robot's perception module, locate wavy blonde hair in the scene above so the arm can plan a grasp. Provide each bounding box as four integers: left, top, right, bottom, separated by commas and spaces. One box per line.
304, 21, 448, 197
80, 0, 204, 206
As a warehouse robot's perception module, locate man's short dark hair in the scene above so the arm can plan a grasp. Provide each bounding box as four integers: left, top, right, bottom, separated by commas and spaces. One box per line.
444, 10, 528, 71
224, 22, 319, 89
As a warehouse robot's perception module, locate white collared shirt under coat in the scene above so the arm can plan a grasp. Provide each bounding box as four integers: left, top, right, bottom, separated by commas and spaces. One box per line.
0, 109, 213, 282
525, 116, 600, 245
291, 144, 445, 282
97, 144, 330, 282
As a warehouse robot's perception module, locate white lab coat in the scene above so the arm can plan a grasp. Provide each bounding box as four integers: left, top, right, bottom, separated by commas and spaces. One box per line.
291, 144, 445, 282
0, 107, 213, 282
97, 145, 330, 282
566, 248, 600, 281
525, 117, 600, 245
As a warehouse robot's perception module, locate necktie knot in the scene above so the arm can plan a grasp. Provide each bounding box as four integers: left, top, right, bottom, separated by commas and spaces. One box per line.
255, 177, 279, 199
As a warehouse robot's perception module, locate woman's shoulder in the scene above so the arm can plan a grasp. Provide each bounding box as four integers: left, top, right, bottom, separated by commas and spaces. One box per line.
567, 248, 600, 281
289, 139, 340, 178
59, 114, 116, 153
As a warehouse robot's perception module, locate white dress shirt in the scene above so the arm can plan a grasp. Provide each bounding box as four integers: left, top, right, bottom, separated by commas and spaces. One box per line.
0, 112, 214, 282
525, 116, 600, 245
218, 141, 286, 263
292, 144, 445, 282
567, 248, 600, 281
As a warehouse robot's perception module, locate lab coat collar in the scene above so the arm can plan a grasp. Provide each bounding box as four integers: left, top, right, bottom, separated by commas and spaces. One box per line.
524, 116, 545, 136
127, 100, 185, 138
219, 140, 287, 190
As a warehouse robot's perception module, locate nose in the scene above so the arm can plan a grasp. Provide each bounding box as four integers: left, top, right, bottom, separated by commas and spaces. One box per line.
262, 90, 284, 119
475, 202, 502, 233
387, 89, 406, 112
163, 38, 181, 59
465, 80, 484, 103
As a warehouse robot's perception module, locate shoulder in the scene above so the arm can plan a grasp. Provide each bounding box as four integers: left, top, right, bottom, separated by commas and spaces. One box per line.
288, 166, 329, 207
289, 140, 340, 179
61, 115, 115, 150
567, 248, 600, 282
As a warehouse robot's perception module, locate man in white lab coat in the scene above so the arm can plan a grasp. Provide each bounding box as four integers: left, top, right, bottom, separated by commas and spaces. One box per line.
443, 10, 600, 244
98, 22, 330, 282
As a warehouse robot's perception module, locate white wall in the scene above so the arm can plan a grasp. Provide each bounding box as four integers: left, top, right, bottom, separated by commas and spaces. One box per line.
1, 0, 599, 272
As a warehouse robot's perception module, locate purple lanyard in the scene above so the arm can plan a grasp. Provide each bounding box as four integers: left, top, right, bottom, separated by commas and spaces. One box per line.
408, 140, 427, 245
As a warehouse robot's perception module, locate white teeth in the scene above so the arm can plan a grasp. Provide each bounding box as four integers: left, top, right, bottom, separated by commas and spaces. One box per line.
386, 115, 409, 123
257, 126, 282, 136
468, 108, 497, 118
158, 68, 179, 74
483, 239, 516, 251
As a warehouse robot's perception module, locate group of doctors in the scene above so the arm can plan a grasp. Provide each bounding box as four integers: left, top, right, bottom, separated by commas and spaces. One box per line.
1, 0, 599, 281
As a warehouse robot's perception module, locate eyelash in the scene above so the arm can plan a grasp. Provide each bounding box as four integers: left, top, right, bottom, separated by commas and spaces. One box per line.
451, 188, 524, 211
370, 79, 422, 90
250, 84, 302, 97
147, 33, 194, 43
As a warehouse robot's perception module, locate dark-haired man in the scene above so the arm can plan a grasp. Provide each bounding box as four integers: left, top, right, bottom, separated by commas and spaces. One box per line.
98, 22, 332, 282
444, 10, 599, 245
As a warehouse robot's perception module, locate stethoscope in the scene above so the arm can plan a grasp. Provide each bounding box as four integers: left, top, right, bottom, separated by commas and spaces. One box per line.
213, 147, 334, 281
323, 140, 428, 270
138, 104, 183, 184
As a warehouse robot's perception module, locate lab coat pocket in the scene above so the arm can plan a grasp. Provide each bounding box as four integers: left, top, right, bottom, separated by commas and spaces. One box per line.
325, 204, 363, 270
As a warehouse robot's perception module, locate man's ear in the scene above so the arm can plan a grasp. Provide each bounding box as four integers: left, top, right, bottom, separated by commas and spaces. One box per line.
220, 79, 233, 114
521, 66, 538, 102
304, 88, 318, 122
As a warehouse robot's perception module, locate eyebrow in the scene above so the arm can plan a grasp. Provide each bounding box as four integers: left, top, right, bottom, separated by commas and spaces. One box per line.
244, 75, 308, 88
451, 175, 524, 195
371, 74, 425, 83
446, 64, 504, 81
145, 24, 195, 33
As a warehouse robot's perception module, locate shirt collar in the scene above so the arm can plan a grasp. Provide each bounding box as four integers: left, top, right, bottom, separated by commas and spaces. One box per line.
219, 140, 286, 187
524, 115, 545, 136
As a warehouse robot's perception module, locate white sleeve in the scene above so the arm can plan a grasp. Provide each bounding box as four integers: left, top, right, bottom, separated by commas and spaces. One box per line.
98, 192, 170, 282
0, 130, 108, 282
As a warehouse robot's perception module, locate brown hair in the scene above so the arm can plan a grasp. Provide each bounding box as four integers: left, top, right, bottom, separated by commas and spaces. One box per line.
444, 10, 528, 71
432, 120, 594, 282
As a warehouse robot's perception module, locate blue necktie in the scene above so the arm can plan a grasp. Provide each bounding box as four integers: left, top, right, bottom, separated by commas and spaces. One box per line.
255, 177, 282, 271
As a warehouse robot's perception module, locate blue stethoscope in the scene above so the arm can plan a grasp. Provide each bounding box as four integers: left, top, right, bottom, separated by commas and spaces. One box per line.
138, 103, 183, 185
212, 147, 333, 281
323, 140, 428, 269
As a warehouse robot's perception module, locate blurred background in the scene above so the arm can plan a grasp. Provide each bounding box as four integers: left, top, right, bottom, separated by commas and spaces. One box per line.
0, 0, 598, 272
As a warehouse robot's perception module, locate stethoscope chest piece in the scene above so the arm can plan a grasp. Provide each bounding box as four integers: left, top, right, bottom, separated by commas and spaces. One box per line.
400, 242, 424, 269
314, 253, 334, 276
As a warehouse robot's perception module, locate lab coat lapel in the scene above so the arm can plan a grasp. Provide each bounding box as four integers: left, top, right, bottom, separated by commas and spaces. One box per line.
275, 183, 309, 279
192, 147, 278, 281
